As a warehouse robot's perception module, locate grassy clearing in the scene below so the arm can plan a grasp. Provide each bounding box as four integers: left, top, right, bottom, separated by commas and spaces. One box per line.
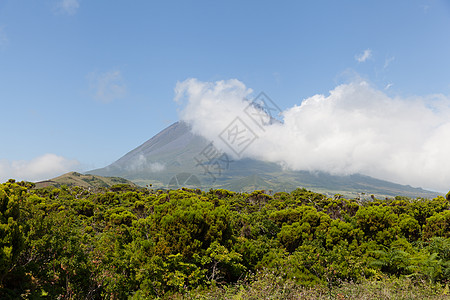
171, 275, 449, 300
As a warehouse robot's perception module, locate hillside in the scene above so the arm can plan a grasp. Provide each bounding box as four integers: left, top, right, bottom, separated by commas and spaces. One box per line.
1, 181, 449, 298
34, 171, 137, 189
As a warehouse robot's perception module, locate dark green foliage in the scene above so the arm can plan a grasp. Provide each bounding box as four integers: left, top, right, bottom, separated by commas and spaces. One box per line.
0, 180, 449, 299
0, 184, 24, 290
398, 213, 421, 241
355, 205, 399, 245
423, 210, 450, 239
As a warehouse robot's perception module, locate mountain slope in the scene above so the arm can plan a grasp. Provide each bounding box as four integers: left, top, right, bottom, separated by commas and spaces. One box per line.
35, 172, 137, 189
89, 122, 440, 198
91, 122, 207, 187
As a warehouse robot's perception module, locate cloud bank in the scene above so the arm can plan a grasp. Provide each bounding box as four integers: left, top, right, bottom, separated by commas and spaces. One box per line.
175, 78, 450, 192
0, 154, 80, 182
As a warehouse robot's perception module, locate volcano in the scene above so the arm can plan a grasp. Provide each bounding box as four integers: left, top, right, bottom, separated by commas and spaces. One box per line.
89, 122, 439, 198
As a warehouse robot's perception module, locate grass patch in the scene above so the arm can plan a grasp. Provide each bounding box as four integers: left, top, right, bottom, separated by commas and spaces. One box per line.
170, 275, 449, 300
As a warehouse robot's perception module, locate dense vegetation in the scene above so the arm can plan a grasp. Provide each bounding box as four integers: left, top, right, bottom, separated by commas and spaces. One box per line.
1, 179, 449, 299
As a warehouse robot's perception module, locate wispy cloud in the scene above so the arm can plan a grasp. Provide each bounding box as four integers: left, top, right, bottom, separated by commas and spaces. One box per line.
0, 154, 80, 182
88, 70, 126, 103
384, 56, 395, 69
355, 49, 372, 63
421, 5, 430, 13
125, 154, 165, 172
273, 72, 281, 85
176, 78, 450, 192
0, 26, 9, 49
55, 0, 80, 15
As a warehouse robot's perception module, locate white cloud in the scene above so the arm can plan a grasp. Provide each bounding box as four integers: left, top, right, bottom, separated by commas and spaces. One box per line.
355, 49, 372, 63
0, 154, 80, 183
385, 83, 393, 90
149, 162, 165, 172
88, 70, 126, 103
55, 0, 80, 15
175, 78, 450, 192
125, 154, 165, 172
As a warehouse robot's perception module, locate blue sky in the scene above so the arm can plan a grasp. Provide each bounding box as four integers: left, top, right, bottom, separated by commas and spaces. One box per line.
1, 0, 450, 188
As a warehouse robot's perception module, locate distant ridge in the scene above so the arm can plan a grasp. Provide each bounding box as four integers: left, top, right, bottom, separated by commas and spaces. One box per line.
89, 121, 441, 198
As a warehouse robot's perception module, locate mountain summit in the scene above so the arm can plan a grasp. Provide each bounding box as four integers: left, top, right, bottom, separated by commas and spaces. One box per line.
89, 122, 439, 198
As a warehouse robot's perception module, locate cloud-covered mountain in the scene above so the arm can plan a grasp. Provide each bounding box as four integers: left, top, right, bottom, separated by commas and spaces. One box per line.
89, 121, 440, 198
174, 78, 450, 193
